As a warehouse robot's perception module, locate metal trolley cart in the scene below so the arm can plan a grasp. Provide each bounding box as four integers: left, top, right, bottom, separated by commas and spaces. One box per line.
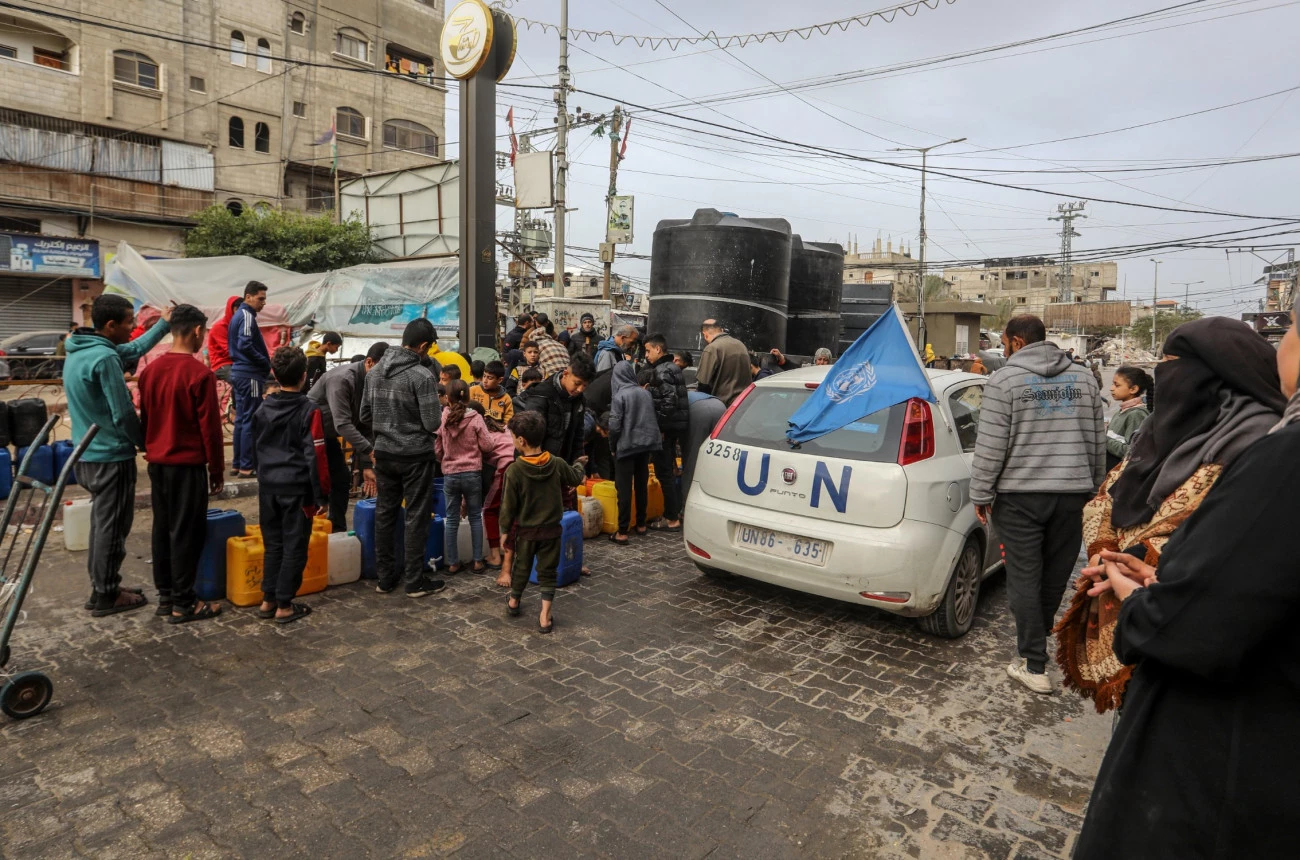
0, 418, 98, 720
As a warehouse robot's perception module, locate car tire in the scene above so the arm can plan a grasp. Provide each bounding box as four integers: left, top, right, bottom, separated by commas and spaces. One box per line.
917, 536, 982, 639
694, 561, 728, 579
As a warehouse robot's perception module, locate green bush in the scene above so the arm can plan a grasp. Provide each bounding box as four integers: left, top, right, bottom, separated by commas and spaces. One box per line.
183, 205, 381, 273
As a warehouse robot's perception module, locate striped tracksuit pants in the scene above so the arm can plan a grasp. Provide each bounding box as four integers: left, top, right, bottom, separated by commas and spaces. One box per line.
75, 460, 138, 604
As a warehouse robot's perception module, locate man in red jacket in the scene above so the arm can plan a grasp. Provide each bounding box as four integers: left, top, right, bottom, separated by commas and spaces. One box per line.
138, 304, 225, 623
206, 295, 242, 380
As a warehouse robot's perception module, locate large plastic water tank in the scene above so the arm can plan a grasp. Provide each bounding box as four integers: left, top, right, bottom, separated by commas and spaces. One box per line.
648, 209, 792, 353
786, 237, 844, 357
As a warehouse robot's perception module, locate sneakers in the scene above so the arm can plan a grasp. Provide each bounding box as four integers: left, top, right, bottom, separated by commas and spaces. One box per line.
375, 581, 397, 594
1006, 659, 1053, 694
405, 577, 446, 598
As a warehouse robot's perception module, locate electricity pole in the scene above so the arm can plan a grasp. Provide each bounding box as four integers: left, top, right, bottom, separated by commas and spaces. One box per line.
890, 137, 965, 351
1172, 280, 1203, 312
1048, 201, 1086, 305
1149, 259, 1161, 352
603, 105, 624, 301
553, 0, 570, 298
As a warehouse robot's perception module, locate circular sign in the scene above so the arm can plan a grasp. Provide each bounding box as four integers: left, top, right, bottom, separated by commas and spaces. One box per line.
491, 9, 516, 82
440, 0, 495, 80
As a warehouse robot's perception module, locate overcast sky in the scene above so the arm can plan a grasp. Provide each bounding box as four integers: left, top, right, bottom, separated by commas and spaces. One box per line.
446, 0, 1300, 316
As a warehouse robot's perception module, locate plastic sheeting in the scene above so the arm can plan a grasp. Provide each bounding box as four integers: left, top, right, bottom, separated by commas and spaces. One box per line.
0, 123, 94, 172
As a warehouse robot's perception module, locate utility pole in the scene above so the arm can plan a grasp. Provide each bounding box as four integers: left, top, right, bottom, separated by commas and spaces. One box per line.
603, 105, 624, 301
1172, 280, 1204, 312
1149, 258, 1161, 352
890, 137, 965, 351
552, 0, 570, 298
1048, 201, 1086, 305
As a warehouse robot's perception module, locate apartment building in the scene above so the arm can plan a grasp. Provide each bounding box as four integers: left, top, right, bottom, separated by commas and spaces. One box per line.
841, 237, 918, 298
0, 0, 446, 332
943, 259, 1119, 319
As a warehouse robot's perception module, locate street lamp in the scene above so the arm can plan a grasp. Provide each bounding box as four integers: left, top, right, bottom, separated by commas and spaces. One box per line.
1173, 280, 1204, 312
1149, 259, 1161, 352
891, 137, 966, 352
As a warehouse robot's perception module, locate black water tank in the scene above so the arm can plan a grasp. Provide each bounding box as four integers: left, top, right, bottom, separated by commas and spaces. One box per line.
786, 237, 844, 357
649, 209, 791, 353
9, 398, 46, 448
840, 282, 893, 354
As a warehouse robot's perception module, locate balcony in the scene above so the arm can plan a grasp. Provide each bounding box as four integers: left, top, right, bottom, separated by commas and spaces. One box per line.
0, 163, 212, 224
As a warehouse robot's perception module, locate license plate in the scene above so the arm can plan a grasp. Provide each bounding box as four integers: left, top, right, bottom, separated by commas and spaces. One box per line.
734, 524, 829, 567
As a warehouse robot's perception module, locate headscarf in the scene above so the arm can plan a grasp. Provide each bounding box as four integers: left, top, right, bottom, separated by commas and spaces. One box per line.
1109, 317, 1285, 528
1271, 299, 1300, 433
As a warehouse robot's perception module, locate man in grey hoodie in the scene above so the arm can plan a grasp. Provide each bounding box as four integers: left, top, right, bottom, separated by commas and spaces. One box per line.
360, 319, 443, 598
970, 315, 1105, 695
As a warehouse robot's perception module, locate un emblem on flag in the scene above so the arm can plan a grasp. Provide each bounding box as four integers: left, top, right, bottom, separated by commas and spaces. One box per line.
826, 361, 878, 404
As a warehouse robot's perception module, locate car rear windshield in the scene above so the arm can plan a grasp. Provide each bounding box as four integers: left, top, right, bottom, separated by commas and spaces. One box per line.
715, 386, 904, 462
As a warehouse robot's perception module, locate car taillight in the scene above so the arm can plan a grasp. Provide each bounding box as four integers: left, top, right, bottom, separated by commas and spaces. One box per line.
710, 383, 755, 440
897, 398, 935, 465
0, 350, 8, 357
687, 542, 712, 560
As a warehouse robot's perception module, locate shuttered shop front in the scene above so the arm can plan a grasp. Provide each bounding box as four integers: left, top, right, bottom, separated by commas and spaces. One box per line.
0, 275, 74, 339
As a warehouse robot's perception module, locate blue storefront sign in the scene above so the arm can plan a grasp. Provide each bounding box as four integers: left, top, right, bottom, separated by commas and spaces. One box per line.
0, 231, 100, 278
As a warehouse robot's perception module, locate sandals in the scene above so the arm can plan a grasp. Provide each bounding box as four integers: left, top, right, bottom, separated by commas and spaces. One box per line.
609, 534, 630, 545
168, 602, 222, 625
506, 597, 521, 618
90, 591, 149, 617
256, 605, 277, 619
471, 562, 488, 574
273, 603, 313, 625
85, 586, 143, 612
649, 520, 682, 532
539, 617, 555, 635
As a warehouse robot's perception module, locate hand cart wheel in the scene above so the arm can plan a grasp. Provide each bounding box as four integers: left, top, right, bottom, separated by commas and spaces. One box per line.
1, 671, 53, 720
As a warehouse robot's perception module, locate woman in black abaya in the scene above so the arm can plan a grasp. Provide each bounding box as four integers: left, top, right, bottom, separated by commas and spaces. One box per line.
1073, 310, 1300, 859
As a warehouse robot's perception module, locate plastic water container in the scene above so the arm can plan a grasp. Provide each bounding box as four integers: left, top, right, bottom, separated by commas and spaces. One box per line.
226, 534, 264, 607
299, 518, 330, 596
328, 532, 363, 585
530, 510, 583, 587
0, 448, 11, 499
16, 444, 54, 485
425, 515, 445, 569
51, 440, 76, 485
197, 510, 245, 601
592, 481, 619, 534
578, 495, 604, 539
62, 499, 92, 551
353, 498, 404, 580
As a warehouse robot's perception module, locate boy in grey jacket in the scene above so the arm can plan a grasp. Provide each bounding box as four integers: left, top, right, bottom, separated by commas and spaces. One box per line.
970, 315, 1105, 695
607, 363, 662, 543
360, 319, 444, 598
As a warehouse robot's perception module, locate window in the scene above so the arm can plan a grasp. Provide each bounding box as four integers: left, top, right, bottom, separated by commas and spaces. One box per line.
290, 12, 306, 35
189, 75, 206, 93
292, 101, 306, 118
385, 43, 435, 82
415, 0, 436, 6
226, 200, 245, 216
336, 106, 366, 139
32, 48, 66, 70
0, 45, 15, 60
1091, 270, 1101, 277
256, 38, 271, 73
948, 385, 983, 453
254, 121, 270, 153
230, 30, 246, 66
113, 51, 159, 89
382, 119, 437, 156
253, 202, 272, 216
1017, 297, 1027, 304
335, 29, 369, 63
978, 274, 985, 281
1006, 270, 1027, 280
228, 116, 244, 148
716, 388, 902, 463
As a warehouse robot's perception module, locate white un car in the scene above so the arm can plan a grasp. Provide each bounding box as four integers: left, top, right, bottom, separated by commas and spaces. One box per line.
683, 366, 1002, 638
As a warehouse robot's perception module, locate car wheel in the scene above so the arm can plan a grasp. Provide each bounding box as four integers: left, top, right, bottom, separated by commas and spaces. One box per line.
694, 561, 728, 578
917, 537, 982, 639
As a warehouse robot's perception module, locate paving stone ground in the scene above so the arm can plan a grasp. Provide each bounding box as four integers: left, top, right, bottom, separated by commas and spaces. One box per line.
1, 497, 1108, 859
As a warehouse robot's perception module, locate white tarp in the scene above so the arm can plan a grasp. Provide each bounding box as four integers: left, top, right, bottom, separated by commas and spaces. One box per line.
104, 242, 461, 340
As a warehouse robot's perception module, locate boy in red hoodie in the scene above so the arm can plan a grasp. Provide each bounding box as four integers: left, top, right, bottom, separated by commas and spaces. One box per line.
137, 304, 225, 623
207, 295, 241, 380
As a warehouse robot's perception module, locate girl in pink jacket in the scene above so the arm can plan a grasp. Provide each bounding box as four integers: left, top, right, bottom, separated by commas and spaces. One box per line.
435, 381, 496, 573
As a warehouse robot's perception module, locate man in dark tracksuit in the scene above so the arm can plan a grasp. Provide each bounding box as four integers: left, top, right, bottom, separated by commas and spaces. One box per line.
644, 334, 689, 529
361, 319, 444, 598
308, 342, 388, 532
970, 315, 1105, 695
229, 281, 271, 477
64, 295, 171, 615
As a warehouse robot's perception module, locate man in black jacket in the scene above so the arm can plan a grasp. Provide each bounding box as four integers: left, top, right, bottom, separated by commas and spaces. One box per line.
518, 352, 595, 466
644, 334, 689, 529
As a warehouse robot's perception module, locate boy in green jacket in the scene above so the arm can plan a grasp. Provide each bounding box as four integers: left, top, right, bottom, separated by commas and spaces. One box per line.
65, 294, 172, 616
500, 411, 585, 634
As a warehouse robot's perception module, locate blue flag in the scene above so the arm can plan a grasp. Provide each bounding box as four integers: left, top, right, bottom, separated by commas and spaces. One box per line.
787, 305, 936, 443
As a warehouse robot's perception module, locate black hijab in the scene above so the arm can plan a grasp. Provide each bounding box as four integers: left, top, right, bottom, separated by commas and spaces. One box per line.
1110, 317, 1286, 528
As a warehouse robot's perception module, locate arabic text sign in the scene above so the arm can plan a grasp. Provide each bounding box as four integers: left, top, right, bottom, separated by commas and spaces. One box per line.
0, 231, 100, 278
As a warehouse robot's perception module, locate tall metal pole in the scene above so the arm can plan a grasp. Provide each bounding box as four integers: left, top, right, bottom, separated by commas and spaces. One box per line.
553, 0, 569, 298
1048, 201, 1086, 306
1172, 280, 1203, 311
891, 137, 965, 352
1149, 259, 1161, 352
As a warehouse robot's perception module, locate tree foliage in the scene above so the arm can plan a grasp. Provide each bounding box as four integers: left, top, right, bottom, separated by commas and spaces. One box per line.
1129, 307, 1204, 350
896, 275, 957, 303
980, 298, 1015, 331
183, 205, 381, 273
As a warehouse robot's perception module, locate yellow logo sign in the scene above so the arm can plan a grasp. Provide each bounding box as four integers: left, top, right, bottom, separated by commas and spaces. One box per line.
439, 0, 494, 80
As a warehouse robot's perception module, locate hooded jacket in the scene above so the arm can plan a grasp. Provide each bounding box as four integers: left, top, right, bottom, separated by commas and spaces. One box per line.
64, 319, 171, 463
308, 359, 374, 467
252, 390, 330, 504
594, 336, 624, 374
648, 354, 690, 432
498, 451, 586, 540
608, 361, 663, 459
207, 296, 241, 371
360, 347, 441, 463
229, 301, 270, 379
516, 371, 586, 461
969, 340, 1106, 505
435, 408, 493, 475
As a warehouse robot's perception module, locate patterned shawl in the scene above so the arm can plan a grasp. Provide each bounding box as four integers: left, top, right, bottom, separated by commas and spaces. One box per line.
1054, 461, 1221, 712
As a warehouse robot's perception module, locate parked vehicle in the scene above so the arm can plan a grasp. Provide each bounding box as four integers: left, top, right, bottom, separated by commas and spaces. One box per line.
682, 366, 1002, 638
0, 331, 66, 381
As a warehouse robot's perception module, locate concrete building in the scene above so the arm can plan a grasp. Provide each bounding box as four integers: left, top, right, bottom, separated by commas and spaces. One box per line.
0, 0, 446, 330
898, 300, 992, 358
841, 237, 918, 298
943, 259, 1119, 320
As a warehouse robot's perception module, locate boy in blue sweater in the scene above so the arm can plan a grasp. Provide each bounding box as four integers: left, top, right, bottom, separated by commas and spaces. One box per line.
64, 294, 171, 615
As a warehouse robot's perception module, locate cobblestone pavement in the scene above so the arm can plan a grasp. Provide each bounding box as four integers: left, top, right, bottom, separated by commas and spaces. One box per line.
1, 498, 1108, 858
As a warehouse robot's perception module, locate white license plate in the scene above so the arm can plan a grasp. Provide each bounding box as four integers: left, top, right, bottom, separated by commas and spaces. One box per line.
734, 524, 829, 567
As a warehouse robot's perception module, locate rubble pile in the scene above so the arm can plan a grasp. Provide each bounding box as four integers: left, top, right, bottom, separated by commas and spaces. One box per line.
1093, 338, 1158, 366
